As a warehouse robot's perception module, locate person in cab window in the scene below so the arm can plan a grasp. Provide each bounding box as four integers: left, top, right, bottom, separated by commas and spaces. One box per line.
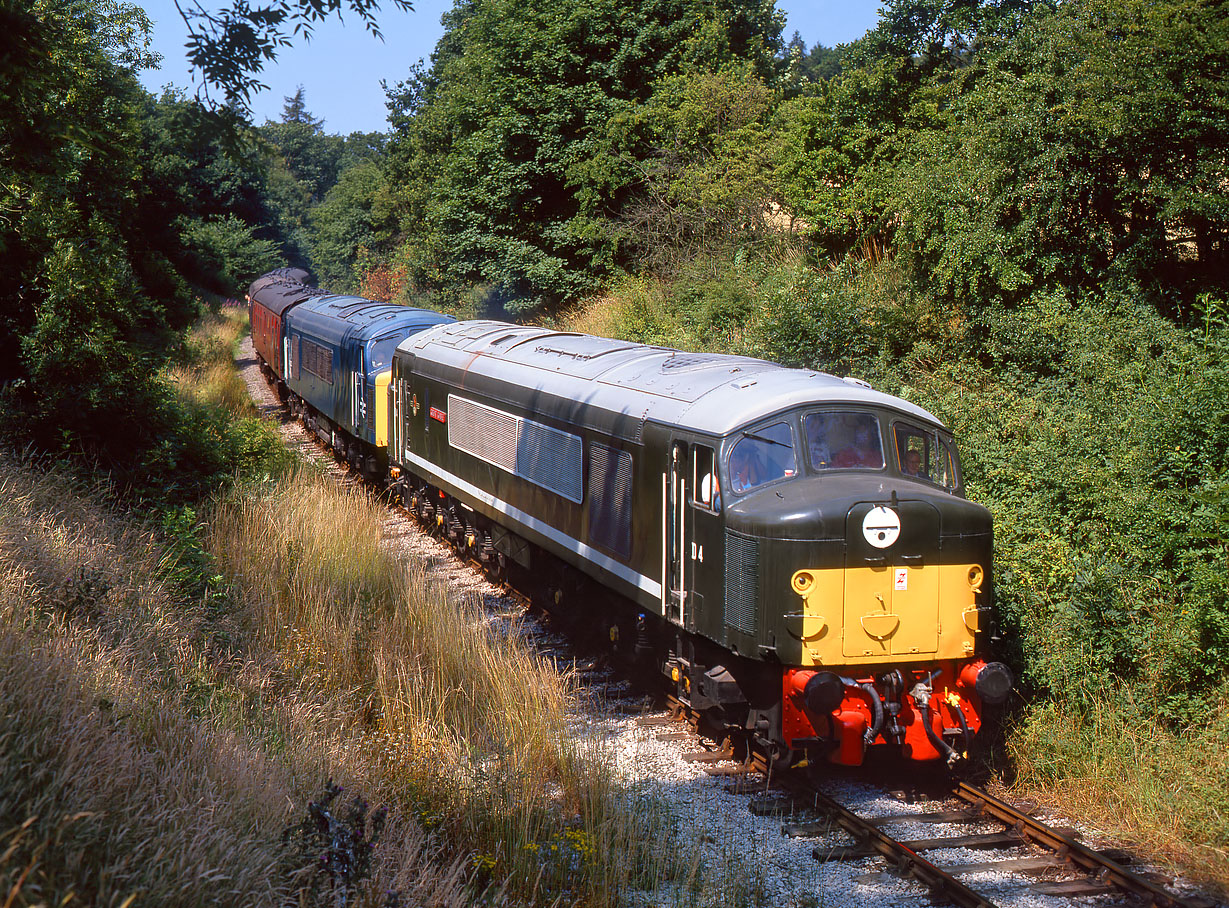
730, 445, 762, 493
903, 449, 924, 476
806, 416, 831, 469
833, 422, 880, 468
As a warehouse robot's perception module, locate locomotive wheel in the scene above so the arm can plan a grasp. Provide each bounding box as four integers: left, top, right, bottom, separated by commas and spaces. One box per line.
483, 551, 507, 584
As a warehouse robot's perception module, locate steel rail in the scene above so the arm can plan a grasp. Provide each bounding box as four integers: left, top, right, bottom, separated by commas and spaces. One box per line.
955, 783, 1203, 908
807, 787, 999, 908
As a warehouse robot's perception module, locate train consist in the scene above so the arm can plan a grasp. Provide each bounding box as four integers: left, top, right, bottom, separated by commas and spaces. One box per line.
248, 268, 454, 479
248, 271, 1011, 768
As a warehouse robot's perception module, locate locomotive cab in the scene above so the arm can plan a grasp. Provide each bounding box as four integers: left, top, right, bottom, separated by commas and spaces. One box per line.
688, 405, 1009, 766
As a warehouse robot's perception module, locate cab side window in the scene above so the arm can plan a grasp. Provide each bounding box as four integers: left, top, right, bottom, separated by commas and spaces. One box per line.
893, 423, 959, 490
933, 437, 957, 488
693, 445, 720, 512
895, 427, 929, 479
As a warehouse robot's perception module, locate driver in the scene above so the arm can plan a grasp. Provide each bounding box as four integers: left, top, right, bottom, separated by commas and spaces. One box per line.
730, 444, 763, 492
903, 449, 923, 476
833, 422, 880, 468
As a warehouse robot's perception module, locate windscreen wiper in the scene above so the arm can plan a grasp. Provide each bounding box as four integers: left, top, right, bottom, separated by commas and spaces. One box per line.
741, 430, 792, 448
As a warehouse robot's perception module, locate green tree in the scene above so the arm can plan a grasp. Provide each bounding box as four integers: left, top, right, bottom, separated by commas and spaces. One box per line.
383, 0, 785, 315
617, 68, 781, 269
136, 88, 292, 294
261, 89, 343, 202
308, 157, 393, 291
891, 0, 1229, 309
771, 57, 946, 253
845, 0, 1041, 72
281, 84, 323, 126
770, 0, 1043, 256
182, 215, 282, 291
786, 33, 842, 84
0, 0, 291, 492
257, 89, 393, 275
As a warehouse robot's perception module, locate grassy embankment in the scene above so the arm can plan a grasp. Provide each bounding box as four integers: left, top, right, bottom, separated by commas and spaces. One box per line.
559, 257, 1229, 893
0, 309, 734, 907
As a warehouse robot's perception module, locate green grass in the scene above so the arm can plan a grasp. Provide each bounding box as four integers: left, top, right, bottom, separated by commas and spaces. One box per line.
1010, 694, 1229, 892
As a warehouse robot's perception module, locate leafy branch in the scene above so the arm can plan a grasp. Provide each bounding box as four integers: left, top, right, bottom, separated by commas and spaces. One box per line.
173, 0, 414, 114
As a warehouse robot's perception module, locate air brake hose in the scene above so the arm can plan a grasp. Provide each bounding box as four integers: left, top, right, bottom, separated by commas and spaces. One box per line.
950, 700, 973, 755
850, 679, 884, 746
920, 701, 958, 764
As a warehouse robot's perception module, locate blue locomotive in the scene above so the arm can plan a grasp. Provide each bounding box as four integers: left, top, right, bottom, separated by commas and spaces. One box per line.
247, 274, 454, 479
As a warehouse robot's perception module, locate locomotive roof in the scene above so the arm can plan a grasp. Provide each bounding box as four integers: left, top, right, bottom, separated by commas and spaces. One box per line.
398, 321, 945, 436
248, 278, 328, 317
291, 296, 454, 345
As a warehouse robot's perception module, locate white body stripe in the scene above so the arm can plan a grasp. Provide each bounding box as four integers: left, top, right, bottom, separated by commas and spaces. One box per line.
403, 449, 663, 602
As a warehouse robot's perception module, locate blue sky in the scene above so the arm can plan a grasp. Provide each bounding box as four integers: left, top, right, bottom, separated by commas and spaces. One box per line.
136, 0, 883, 134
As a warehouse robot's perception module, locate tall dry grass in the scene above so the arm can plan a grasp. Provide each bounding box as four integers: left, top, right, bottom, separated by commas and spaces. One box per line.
0, 454, 473, 907
170, 307, 259, 418
556, 294, 626, 340
1010, 697, 1229, 892
0, 456, 290, 905
207, 470, 674, 903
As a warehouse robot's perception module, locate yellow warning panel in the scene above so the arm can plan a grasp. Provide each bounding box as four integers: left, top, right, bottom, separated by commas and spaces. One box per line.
889, 566, 939, 656
843, 564, 892, 658
790, 563, 984, 667
375, 369, 393, 446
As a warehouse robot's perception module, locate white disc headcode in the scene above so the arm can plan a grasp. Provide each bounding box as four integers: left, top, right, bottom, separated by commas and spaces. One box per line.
862, 506, 901, 548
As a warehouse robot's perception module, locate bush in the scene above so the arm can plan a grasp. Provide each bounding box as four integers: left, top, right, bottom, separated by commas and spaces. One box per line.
917, 291, 1229, 730
181, 215, 282, 297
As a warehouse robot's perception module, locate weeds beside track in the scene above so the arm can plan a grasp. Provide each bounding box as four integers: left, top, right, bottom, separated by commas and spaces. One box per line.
0, 309, 675, 907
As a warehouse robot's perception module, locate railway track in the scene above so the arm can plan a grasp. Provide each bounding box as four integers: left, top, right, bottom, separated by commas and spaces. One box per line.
777, 780, 1213, 908
643, 693, 1216, 908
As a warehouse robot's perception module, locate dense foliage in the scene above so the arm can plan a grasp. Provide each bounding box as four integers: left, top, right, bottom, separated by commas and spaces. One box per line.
530, 2, 1227, 814
378, 0, 787, 314
0, 0, 324, 494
